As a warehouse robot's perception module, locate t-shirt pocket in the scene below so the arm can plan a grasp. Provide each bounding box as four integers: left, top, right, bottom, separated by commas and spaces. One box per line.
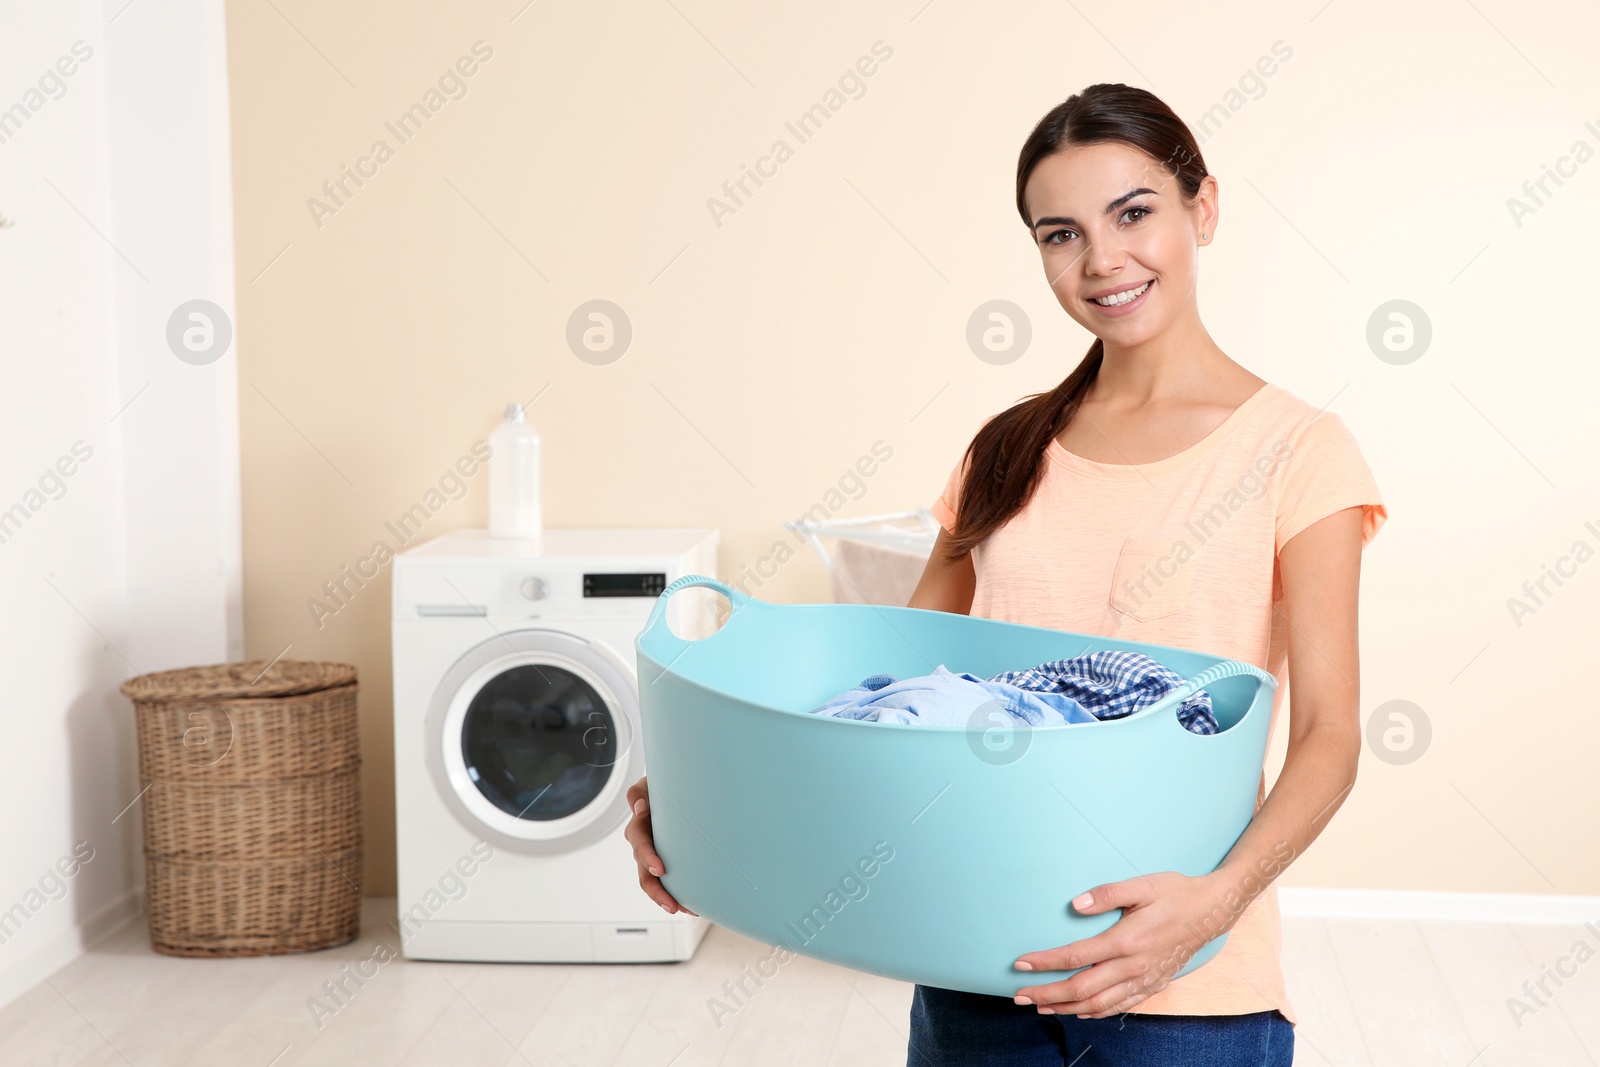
1109, 536, 1196, 622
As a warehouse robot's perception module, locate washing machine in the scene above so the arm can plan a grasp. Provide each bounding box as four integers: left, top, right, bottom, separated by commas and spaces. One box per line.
392, 526, 720, 962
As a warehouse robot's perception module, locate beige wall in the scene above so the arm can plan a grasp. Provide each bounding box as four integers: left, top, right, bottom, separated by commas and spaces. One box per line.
226, 1, 1600, 896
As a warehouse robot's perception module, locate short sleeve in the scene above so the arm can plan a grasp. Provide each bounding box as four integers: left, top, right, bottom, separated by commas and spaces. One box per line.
1275, 413, 1387, 553
930, 453, 968, 534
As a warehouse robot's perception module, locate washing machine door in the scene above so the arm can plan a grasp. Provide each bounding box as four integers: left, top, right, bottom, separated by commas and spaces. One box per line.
424, 628, 642, 855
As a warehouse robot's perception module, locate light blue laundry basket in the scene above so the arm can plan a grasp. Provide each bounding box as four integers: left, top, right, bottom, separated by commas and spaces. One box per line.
634, 575, 1278, 998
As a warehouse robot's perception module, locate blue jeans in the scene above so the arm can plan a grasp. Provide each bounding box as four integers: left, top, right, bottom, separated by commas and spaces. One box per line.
907, 984, 1294, 1066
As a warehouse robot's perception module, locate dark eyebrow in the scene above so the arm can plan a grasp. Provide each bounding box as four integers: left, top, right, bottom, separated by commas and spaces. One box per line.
1031, 188, 1157, 232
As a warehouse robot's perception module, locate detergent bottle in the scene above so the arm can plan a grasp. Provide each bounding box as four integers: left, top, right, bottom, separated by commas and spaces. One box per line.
488, 402, 542, 538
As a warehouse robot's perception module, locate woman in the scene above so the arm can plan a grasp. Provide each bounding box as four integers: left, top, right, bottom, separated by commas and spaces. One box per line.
627, 82, 1386, 1066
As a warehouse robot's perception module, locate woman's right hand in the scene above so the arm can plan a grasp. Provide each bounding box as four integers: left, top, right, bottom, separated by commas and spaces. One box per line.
624, 775, 697, 916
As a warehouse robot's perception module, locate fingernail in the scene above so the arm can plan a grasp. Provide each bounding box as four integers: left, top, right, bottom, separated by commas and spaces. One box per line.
1037, 1006, 1054, 1015
634, 799, 645, 815
1014, 961, 1033, 971
1073, 892, 1093, 909
1013, 995, 1032, 1005
649, 865, 662, 876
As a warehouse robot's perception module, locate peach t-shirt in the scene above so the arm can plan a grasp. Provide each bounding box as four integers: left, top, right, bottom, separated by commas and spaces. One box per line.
929, 381, 1388, 1026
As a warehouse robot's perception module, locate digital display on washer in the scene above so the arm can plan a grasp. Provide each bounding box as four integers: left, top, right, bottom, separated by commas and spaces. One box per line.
583, 572, 667, 597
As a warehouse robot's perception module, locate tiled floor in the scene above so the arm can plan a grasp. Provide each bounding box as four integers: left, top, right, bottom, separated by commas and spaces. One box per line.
0, 898, 1595, 1065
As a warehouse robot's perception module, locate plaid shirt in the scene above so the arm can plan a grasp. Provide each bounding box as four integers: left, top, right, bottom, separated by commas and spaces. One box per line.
988, 649, 1219, 734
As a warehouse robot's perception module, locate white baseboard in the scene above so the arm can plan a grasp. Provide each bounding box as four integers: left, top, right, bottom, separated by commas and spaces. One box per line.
1279, 887, 1600, 925
0, 890, 143, 1012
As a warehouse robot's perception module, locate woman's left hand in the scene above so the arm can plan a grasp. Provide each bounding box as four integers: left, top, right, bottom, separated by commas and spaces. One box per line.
1010, 870, 1235, 1019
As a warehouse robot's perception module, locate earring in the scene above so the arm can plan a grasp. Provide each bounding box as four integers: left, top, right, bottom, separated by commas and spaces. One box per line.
1201, 232, 1208, 240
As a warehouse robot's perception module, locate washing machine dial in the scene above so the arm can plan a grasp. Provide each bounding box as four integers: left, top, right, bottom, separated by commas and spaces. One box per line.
520, 576, 550, 601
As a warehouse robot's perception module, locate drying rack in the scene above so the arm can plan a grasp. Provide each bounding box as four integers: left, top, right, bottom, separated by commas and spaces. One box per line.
783, 508, 941, 605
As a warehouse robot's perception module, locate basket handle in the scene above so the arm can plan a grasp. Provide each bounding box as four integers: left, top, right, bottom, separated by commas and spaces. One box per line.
1135, 658, 1279, 726
637, 575, 753, 661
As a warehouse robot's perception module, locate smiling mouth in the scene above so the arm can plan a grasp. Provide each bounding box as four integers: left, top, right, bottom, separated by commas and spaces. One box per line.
1089, 280, 1153, 307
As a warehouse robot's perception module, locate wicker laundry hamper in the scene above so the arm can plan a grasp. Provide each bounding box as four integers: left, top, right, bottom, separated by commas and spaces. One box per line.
119, 659, 363, 957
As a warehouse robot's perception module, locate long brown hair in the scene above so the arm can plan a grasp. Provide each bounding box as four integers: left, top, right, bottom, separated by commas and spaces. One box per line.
943, 83, 1209, 560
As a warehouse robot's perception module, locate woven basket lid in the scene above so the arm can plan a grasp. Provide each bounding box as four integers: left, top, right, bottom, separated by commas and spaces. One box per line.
119, 659, 357, 702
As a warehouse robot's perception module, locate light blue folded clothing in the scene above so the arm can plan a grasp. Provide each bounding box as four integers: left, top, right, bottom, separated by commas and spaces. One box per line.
809, 650, 1221, 734
809, 665, 1102, 728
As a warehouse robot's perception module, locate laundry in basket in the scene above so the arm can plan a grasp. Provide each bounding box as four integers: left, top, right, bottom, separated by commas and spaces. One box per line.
809, 650, 1224, 733
634, 575, 1278, 997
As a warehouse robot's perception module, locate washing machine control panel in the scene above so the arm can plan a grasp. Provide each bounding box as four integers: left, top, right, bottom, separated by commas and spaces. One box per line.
517, 573, 665, 600
582, 572, 667, 598
398, 561, 687, 618
504, 565, 673, 615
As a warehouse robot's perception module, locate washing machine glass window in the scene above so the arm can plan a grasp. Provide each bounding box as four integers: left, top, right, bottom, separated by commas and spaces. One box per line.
461, 663, 615, 822
429, 634, 642, 854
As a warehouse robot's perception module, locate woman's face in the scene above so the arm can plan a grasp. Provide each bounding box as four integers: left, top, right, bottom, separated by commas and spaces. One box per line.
1023, 142, 1214, 348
